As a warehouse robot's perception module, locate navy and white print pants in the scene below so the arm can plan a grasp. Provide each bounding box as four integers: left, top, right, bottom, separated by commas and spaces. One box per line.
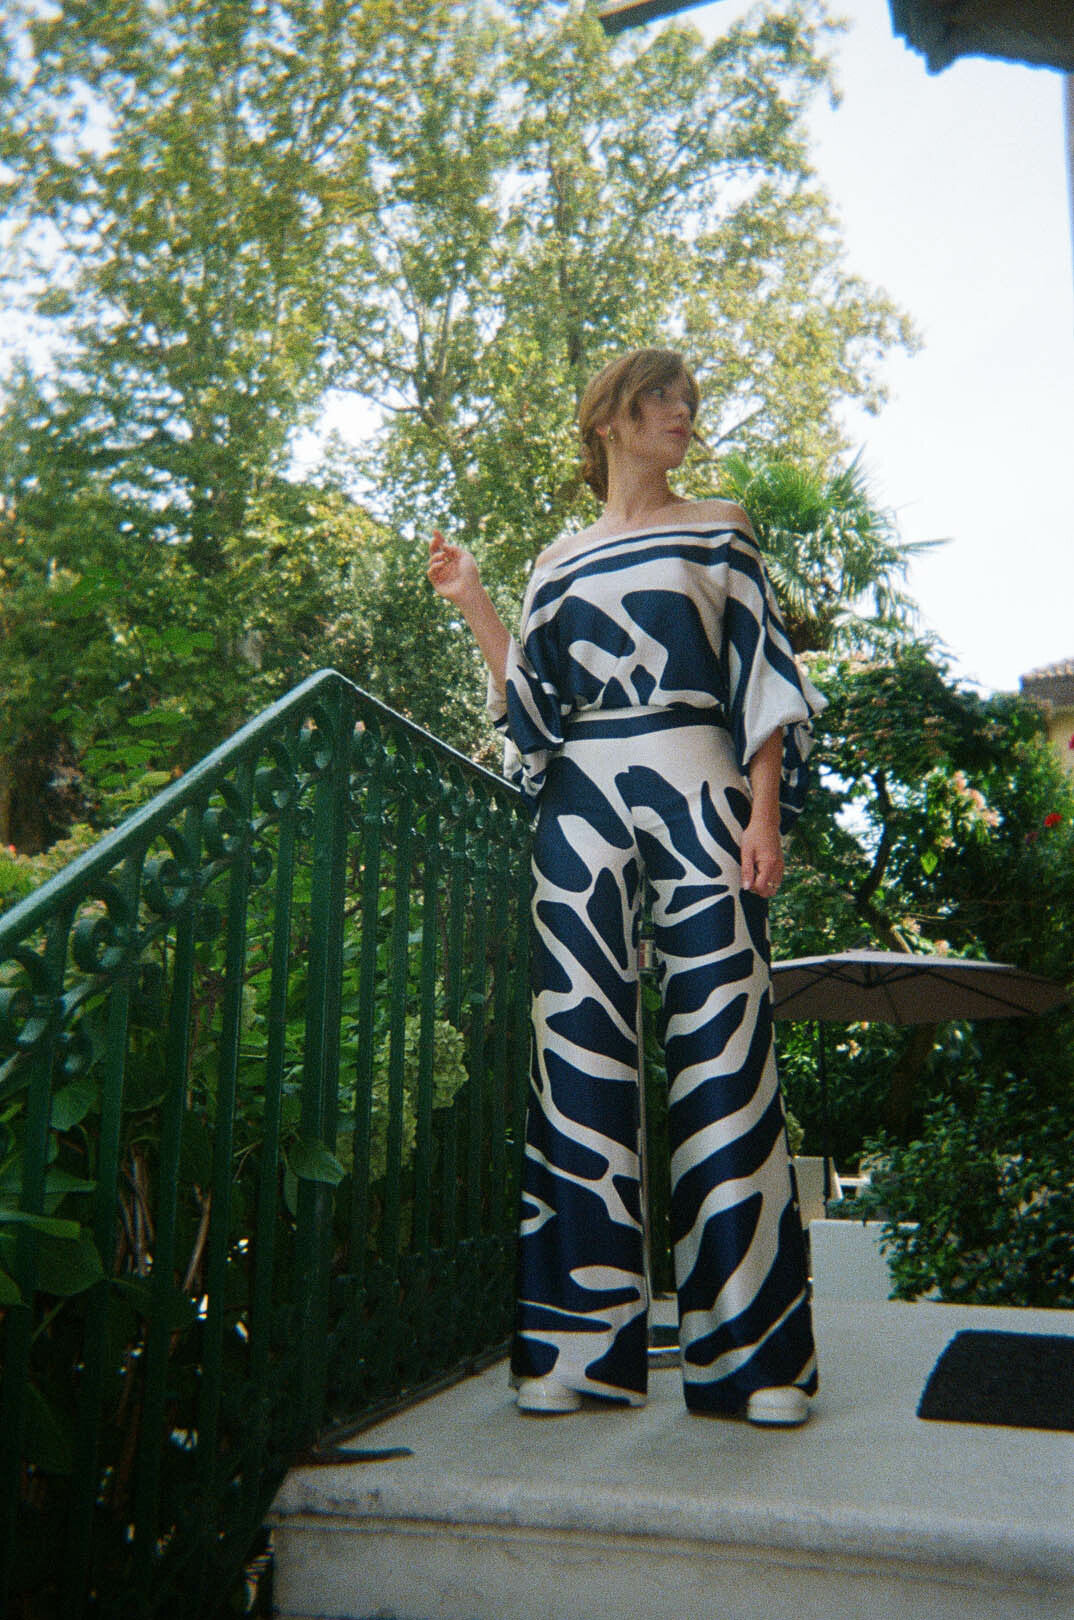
511, 708, 817, 1412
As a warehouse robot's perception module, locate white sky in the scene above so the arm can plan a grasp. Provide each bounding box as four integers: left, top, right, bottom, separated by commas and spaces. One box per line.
694, 0, 1074, 695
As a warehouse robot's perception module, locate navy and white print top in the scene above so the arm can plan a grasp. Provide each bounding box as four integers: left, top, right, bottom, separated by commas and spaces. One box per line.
488, 520, 826, 832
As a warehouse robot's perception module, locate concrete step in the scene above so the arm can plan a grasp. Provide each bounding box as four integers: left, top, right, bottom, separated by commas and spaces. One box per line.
269, 1298, 1074, 1620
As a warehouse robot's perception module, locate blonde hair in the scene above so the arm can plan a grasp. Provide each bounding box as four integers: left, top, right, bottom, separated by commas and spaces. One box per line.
578, 348, 700, 502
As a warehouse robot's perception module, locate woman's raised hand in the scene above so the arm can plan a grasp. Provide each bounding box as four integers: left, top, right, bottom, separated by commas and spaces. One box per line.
428, 528, 480, 604
427, 527, 510, 686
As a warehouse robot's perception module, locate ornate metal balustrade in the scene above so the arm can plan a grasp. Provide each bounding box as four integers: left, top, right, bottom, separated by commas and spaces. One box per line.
0, 670, 532, 1618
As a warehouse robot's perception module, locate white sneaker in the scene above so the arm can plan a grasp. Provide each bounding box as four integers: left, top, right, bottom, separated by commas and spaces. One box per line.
746, 1387, 810, 1427
516, 1375, 583, 1414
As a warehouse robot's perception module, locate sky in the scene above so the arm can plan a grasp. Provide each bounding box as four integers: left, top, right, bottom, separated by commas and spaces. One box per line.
691, 0, 1074, 696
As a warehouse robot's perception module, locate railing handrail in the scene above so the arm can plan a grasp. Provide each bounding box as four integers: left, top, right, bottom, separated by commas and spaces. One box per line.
0, 668, 518, 945
1, 667, 532, 1618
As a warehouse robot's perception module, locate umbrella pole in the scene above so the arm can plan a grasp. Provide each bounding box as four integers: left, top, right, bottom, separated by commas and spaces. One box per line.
817, 1020, 832, 1204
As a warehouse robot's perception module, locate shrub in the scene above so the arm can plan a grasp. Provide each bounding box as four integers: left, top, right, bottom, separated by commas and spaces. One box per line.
855, 1094, 1074, 1308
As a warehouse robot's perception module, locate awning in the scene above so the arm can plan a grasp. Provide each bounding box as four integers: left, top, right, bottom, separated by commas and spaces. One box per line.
889, 0, 1074, 73
594, 0, 1074, 73
594, 0, 710, 33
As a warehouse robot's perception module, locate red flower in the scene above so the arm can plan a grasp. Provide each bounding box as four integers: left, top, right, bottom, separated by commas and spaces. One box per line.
1069, 733, 1074, 750
1044, 812, 1063, 829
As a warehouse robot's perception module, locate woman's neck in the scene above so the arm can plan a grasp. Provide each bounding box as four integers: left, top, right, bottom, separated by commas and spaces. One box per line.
601, 469, 685, 529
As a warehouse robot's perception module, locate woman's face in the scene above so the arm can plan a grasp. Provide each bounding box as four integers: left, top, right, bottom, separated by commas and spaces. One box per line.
608, 375, 697, 470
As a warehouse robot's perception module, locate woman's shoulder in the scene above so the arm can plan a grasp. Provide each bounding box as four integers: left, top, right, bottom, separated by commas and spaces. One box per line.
534, 520, 606, 571
533, 498, 755, 571
681, 497, 756, 539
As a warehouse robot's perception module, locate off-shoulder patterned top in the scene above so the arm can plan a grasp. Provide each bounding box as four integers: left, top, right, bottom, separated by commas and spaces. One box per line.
488, 520, 826, 833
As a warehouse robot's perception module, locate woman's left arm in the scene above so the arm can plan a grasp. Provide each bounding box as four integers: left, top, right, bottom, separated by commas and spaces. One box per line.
741, 727, 784, 896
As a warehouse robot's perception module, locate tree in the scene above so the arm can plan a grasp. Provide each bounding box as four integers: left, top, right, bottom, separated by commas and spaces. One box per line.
330, 2, 917, 600
0, 394, 390, 847
771, 645, 1074, 1153
0, 0, 917, 841
840, 710, 1074, 1309
0, 0, 409, 838
717, 451, 940, 653
0, 0, 420, 569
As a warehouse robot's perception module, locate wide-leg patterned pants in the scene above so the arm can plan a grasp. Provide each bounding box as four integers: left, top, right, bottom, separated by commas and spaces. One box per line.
510, 707, 817, 1412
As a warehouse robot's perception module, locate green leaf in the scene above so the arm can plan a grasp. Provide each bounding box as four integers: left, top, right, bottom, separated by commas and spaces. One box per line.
920, 849, 939, 875
0, 1265, 22, 1304
43, 1166, 97, 1213
122, 1066, 169, 1112
0, 1211, 82, 1238
127, 707, 186, 729
286, 1136, 345, 1186
32, 1230, 105, 1297
49, 1079, 98, 1132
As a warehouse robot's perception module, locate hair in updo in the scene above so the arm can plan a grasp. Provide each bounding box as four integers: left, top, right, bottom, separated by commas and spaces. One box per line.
578, 348, 700, 502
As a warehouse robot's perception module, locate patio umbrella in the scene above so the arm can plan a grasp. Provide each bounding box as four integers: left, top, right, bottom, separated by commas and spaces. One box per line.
769, 950, 1069, 1198
771, 950, 1068, 1025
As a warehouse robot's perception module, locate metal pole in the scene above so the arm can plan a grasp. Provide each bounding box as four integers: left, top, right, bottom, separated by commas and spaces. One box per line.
637, 970, 652, 1300
817, 1020, 833, 1204
639, 931, 679, 1364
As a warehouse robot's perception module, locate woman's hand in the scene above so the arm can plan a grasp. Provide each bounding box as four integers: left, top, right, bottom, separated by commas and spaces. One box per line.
742, 727, 784, 897
740, 813, 784, 897
428, 528, 481, 605
427, 527, 510, 687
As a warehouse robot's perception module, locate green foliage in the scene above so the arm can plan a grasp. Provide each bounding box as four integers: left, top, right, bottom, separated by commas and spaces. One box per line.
718, 452, 939, 653
0, 452, 392, 831
855, 1088, 1074, 1308
796, 647, 1074, 978
1, 0, 395, 566
0, 0, 416, 833
0, 696, 530, 1614
775, 644, 1042, 962
0, 0, 1067, 1336
366, 1014, 469, 1184
772, 647, 1074, 1163
0, 0, 916, 832
335, 2, 915, 590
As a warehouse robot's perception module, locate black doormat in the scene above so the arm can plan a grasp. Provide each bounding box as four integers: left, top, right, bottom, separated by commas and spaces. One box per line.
918, 1330, 1074, 1431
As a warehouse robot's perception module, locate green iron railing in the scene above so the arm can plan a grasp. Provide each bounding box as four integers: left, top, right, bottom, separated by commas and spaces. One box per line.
0, 669, 533, 1618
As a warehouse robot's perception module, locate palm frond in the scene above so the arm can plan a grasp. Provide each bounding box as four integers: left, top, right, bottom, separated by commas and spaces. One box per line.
718, 449, 943, 655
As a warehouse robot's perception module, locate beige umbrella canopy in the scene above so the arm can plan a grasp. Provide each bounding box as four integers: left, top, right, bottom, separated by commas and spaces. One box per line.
769, 950, 1068, 1199
771, 950, 1068, 1026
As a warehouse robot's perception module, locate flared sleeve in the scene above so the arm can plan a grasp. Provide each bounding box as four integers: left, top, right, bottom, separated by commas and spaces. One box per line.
721, 532, 826, 834
485, 570, 564, 803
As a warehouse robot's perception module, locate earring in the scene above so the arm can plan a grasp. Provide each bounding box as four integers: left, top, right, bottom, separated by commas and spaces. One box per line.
608, 428, 617, 444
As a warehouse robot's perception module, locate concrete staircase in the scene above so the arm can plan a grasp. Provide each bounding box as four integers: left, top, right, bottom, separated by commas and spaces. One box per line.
269, 1292, 1074, 1620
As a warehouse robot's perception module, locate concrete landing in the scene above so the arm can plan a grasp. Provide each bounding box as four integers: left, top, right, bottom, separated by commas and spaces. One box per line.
269, 1299, 1074, 1620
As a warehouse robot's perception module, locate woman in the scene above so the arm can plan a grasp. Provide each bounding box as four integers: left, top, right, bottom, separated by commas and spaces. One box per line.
428, 348, 824, 1425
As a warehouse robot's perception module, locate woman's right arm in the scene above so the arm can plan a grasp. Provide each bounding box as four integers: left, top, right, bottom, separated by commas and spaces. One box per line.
427, 530, 510, 688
